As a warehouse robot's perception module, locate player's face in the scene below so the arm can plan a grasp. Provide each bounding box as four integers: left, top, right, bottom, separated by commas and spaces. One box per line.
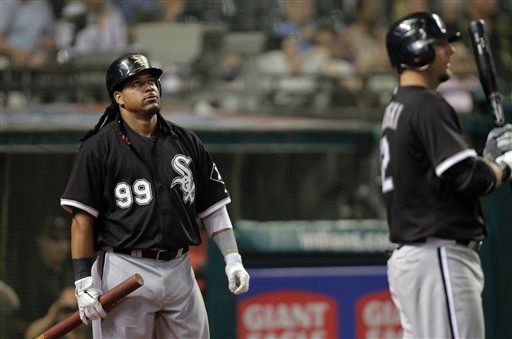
431, 40, 455, 83
115, 71, 160, 116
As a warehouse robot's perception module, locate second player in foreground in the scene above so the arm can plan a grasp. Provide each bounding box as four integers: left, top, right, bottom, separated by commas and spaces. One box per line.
380, 12, 512, 339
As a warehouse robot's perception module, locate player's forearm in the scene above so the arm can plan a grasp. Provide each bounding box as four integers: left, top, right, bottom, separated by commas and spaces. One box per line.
71, 210, 95, 258
71, 210, 95, 280
203, 207, 249, 294
480, 157, 511, 188
211, 228, 239, 256
202, 206, 239, 256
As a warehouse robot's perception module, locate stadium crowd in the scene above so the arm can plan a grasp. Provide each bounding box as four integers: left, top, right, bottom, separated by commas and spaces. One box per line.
1, 0, 511, 115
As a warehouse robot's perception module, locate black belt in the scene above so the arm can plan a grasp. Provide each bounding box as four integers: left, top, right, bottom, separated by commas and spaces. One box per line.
455, 239, 483, 251
112, 247, 188, 261
397, 238, 483, 252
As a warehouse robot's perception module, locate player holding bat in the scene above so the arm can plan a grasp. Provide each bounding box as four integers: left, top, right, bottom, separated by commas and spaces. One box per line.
380, 12, 512, 338
61, 53, 249, 338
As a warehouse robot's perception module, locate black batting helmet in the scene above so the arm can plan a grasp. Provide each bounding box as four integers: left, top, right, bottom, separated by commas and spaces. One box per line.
106, 53, 163, 97
386, 12, 462, 72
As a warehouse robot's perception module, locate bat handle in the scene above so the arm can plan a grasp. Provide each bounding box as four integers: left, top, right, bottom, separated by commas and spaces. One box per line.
489, 93, 505, 126
36, 274, 144, 339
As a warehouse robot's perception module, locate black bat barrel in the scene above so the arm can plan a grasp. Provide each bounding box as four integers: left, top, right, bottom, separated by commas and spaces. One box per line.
468, 19, 505, 126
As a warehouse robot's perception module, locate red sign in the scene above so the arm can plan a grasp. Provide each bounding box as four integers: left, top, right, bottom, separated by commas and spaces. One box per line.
238, 290, 339, 339
355, 290, 402, 338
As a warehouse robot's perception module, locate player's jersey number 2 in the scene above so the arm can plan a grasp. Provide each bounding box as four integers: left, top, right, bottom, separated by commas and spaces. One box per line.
115, 179, 153, 208
380, 137, 394, 193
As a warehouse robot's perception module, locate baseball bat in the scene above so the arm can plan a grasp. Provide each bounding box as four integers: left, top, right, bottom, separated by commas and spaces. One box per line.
35, 274, 144, 339
468, 19, 505, 127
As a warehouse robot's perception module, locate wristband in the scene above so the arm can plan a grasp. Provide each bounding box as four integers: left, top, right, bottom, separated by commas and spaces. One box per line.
72, 258, 93, 281
225, 252, 242, 265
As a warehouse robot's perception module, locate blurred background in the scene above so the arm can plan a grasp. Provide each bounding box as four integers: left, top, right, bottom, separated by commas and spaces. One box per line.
1, 0, 511, 338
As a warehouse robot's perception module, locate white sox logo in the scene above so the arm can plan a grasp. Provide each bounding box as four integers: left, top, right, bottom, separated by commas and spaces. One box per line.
130, 54, 150, 68
171, 154, 195, 204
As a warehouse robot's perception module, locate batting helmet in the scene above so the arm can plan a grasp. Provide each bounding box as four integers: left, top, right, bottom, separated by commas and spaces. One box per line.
106, 53, 163, 97
386, 12, 462, 72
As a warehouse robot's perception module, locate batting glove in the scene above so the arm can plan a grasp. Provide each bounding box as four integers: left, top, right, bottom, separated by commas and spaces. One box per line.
483, 124, 512, 160
74, 276, 107, 325
496, 150, 512, 181
224, 253, 250, 295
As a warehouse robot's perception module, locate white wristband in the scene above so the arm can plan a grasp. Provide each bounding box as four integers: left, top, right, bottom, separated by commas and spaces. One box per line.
202, 206, 233, 236
75, 276, 93, 292
225, 252, 242, 265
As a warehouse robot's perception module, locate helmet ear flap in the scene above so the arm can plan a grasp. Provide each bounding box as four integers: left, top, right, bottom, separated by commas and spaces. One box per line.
402, 40, 436, 70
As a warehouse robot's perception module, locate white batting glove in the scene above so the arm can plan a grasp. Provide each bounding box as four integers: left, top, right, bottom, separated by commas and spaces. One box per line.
74, 276, 107, 324
224, 253, 250, 295
496, 150, 512, 181
484, 124, 512, 160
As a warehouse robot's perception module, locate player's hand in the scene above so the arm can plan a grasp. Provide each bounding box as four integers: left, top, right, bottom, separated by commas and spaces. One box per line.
496, 150, 512, 181
484, 124, 512, 160
224, 253, 250, 295
74, 276, 107, 324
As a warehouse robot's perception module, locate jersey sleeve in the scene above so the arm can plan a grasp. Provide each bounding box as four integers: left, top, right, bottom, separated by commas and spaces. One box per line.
60, 143, 104, 217
191, 135, 231, 219
414, 94, 477, 177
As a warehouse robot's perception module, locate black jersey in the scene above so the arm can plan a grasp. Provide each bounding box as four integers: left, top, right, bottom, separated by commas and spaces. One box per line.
61, 119, 230, 251
380, 86, 486, 243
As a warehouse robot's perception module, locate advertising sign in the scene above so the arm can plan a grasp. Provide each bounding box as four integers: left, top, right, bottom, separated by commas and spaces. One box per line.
237, 266, 402, 339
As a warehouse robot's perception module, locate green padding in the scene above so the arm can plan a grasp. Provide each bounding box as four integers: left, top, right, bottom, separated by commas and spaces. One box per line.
235, 219, 393, 253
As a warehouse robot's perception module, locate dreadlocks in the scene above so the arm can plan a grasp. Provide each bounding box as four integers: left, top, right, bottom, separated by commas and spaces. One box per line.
80, 100, 120, 141
81, 100, 177, 143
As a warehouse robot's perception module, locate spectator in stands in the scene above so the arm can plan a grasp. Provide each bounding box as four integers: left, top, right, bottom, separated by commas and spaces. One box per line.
217, 51, 246, 90
48, 0, 68, 21
391, 0, 429, 21
25, 287, 86, 339
308, 25, 360, 106
309, 26, 355, 79
112, 0, 163, 25
159, 0, 189, 23
55, 0, 128, 58
257, 34, 326, 76
14, 213, 74, 337
115, 0, 197, 25
340, 0, 390, 75
256, 34, 327, 109
271, 0, 317, 54
0, 0, 55, 69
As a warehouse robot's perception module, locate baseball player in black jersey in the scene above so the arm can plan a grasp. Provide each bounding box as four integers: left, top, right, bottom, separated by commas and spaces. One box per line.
381, 12, 512, 338
61, 53, 249, 338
